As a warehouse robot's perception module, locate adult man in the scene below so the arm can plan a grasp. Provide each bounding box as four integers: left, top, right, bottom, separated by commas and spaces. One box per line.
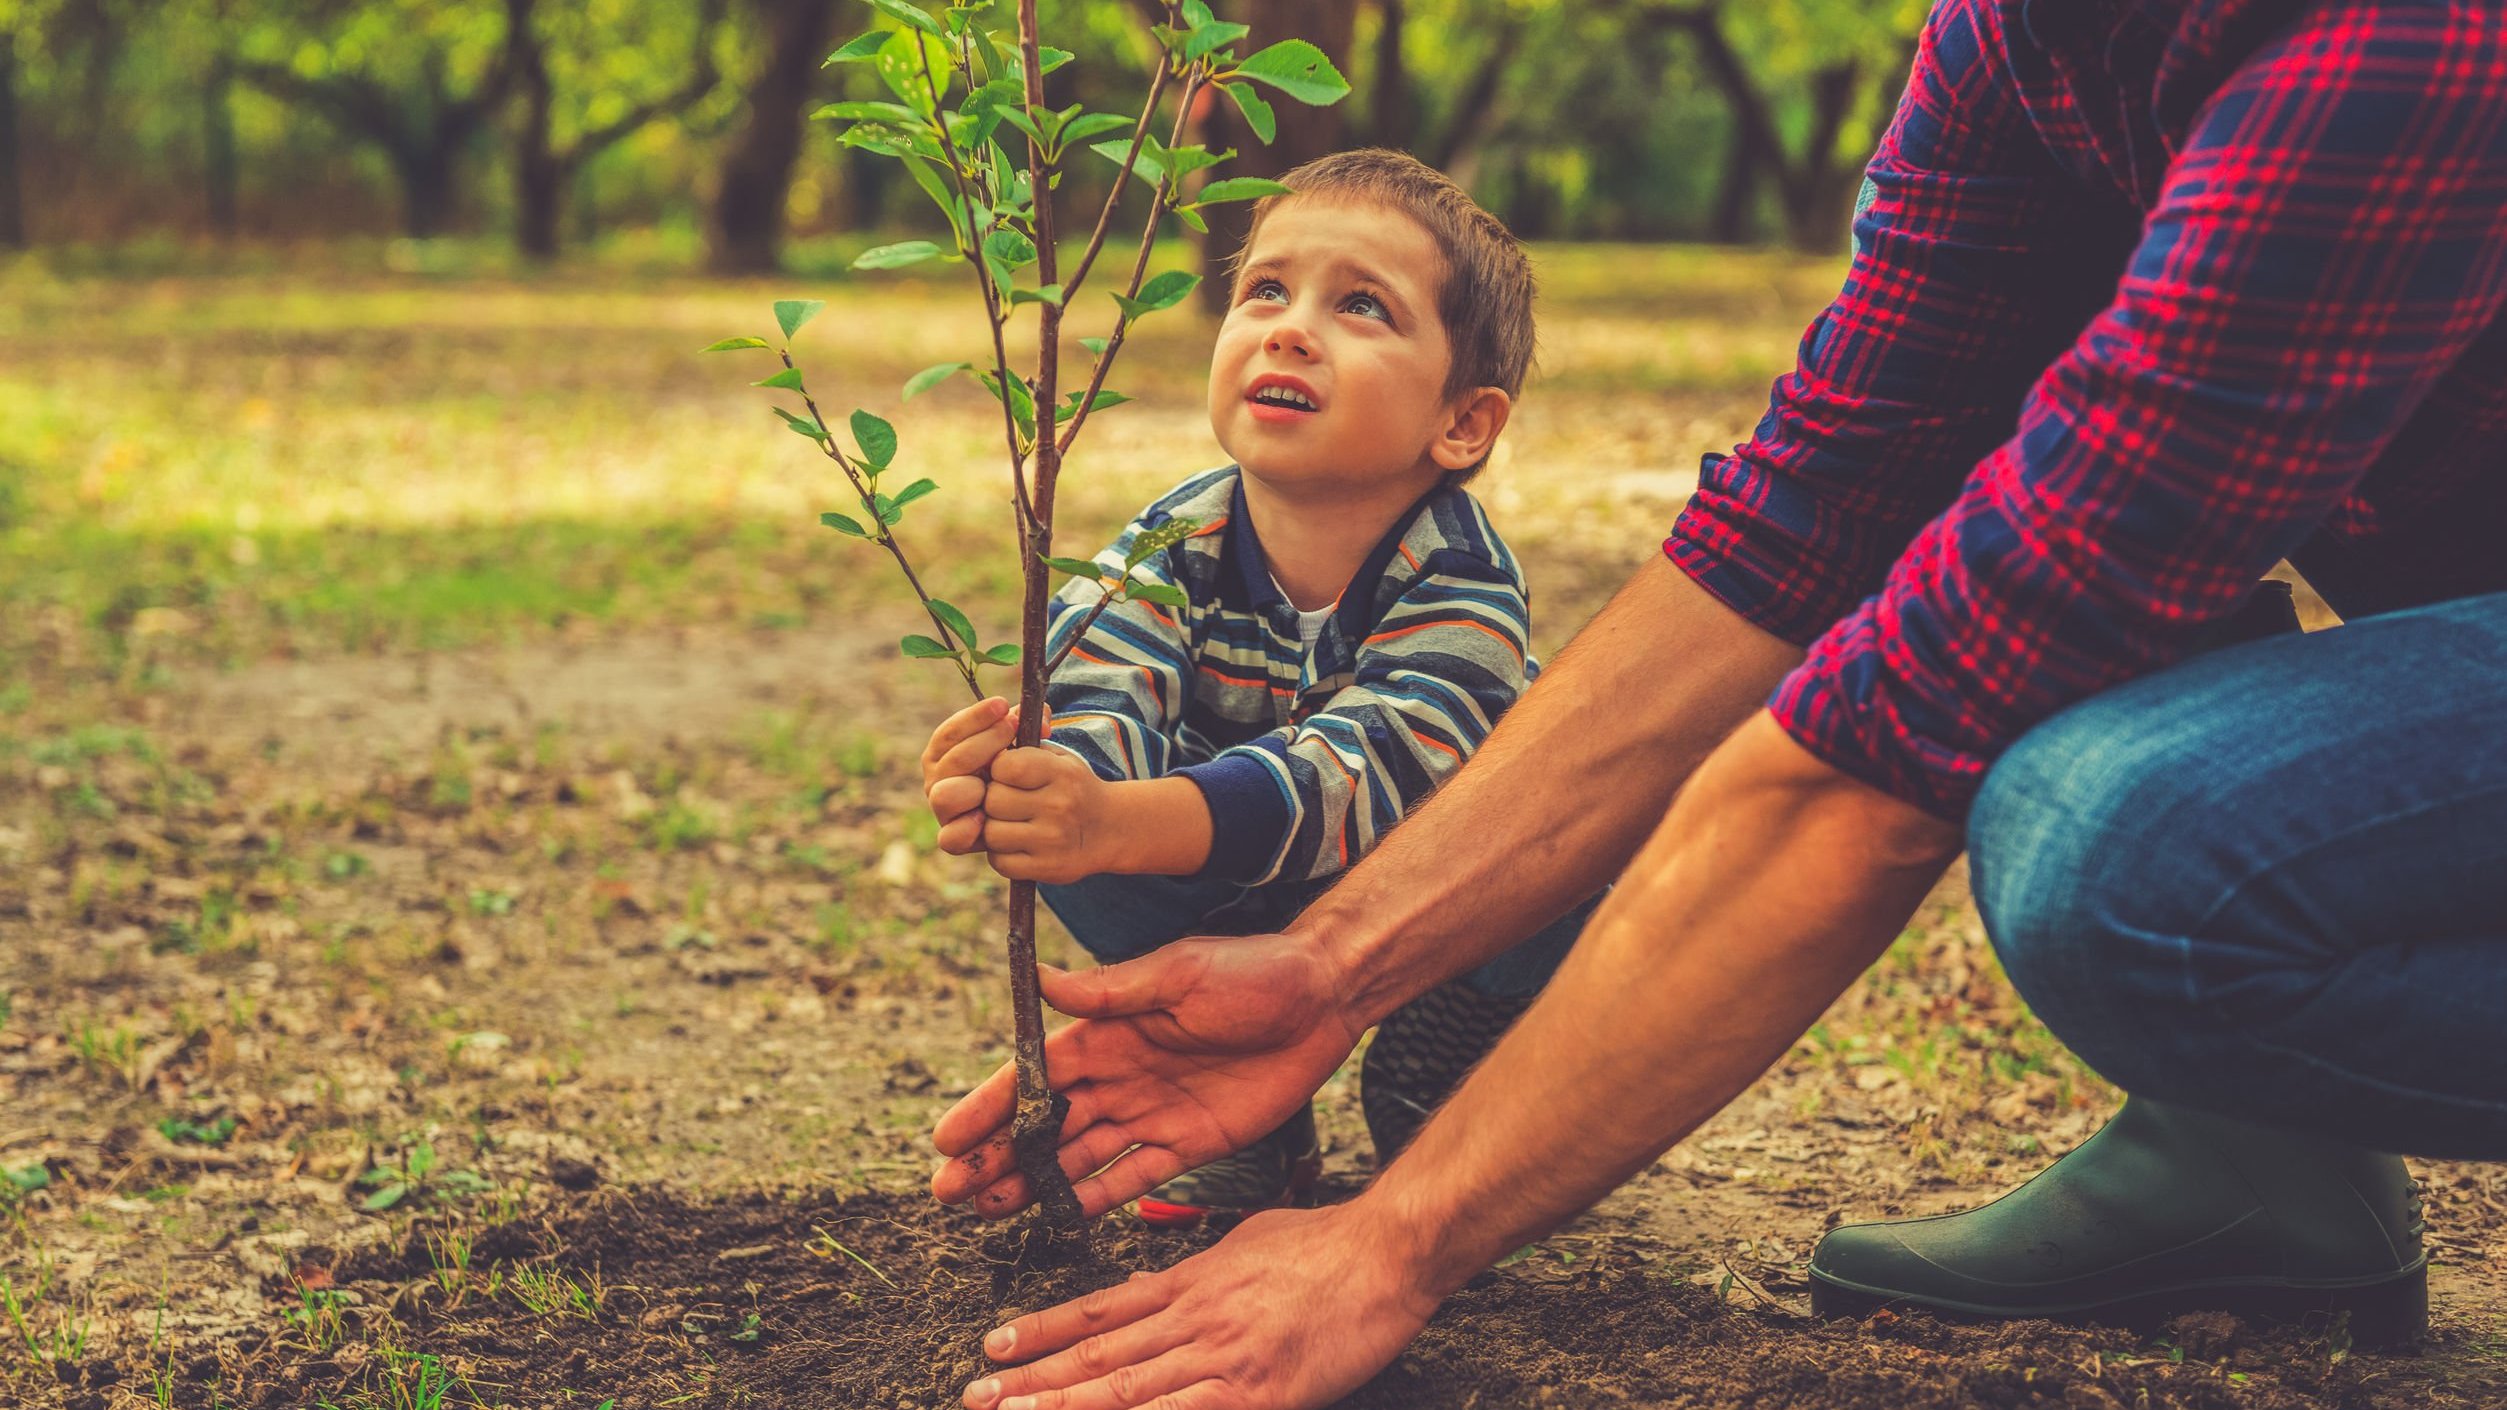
933, 0, 2507, 1404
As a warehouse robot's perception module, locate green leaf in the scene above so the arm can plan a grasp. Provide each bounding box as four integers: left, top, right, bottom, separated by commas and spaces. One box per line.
1043, 555, 1103, 578
980, 644, 1022, 666
1079, 337, 1111, 355
875, 28, 957, 117
1126, 582, 1190, 609
360, 1182, 409, 1212
1113, 269, 1201, 319
903, 159, 969, 247
1059, 113, 1135, 148
754, 366, 806, 391
891, 478, 938, 508
1227, 40, 1350, 106
773, 407, 830, 441
903, 361, 971, 400
1219, 80, 1275, 144
900, 634, 956, 659
982, 227, 1038, 298
811, 99, 920, 123
859, 0, 943, 36
1010, 283, 1065, 307
1181, 19, 1249, 64
1159, 144, 1228, 182
851, 409, 897, 468
1090, 137, 1166, 186
929, 598, 977, 649
852, 239, 946, 270
701, 337, 771, 352
1192, 176, 1292, 207
873, 492, 902, 526
775, 299, 825, 340
1122, 515, 1203, 568
977, 371, 1037, 440
820, 510, 870, 538
1173, 204, 1209, 234
824, 30, 889, 64
1034, 46, 1075, 75
1056, 388, 1131, 423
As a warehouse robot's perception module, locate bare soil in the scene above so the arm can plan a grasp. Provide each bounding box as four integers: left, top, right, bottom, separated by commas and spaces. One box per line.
4, 616, 2501, 1409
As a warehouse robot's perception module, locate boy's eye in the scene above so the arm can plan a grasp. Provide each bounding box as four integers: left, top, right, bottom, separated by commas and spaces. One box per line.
1244, 278, 1288, 304
1343, 291, 1390, 322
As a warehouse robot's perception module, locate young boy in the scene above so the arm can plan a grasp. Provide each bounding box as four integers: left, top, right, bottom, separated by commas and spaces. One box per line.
920, 149, 1594, 1225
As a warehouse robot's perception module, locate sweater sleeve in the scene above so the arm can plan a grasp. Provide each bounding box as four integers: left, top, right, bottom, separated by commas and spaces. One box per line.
1176, 549, 1531, 886
1040, 516, 1196, 783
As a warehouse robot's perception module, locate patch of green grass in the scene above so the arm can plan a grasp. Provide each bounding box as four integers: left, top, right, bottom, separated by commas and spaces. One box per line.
157, 1115, 239, 1146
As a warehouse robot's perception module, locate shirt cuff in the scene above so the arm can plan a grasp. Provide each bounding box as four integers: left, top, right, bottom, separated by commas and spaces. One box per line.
1765, 606, 1986, 823
1174, 753, 1294, 885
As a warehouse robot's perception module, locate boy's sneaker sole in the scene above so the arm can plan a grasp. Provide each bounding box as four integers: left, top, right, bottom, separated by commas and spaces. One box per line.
1131, 1104, 1320, 1229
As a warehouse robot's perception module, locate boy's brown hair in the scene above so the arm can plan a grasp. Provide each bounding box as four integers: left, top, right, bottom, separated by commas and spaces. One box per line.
1231, 148, 1537, 410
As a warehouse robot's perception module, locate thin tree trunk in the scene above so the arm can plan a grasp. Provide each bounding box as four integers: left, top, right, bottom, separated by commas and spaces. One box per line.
205, 56, 240, 239
506, 0, 564, 260
708, 0, 836, 275
394, 144, 460, 239
0, 32, 22, 248
1660, 4, 1779, 245
1198, 0, 1355, 311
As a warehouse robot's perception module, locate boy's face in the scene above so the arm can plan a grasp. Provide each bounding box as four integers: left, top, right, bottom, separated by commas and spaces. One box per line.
1207, 198, 1466, 496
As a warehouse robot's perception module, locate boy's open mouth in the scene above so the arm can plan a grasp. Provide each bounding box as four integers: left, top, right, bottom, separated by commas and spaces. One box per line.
1246, 376, 1323, 421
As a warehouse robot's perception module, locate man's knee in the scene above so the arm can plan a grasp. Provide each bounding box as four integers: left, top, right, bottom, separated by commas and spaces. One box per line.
1967, 698, 2217, 1084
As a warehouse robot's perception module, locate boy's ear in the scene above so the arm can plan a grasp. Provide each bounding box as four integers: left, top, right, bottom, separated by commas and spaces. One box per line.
1428, 386, 1513, 473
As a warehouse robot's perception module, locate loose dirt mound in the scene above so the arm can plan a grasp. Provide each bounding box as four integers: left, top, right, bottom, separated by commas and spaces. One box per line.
167, 1190, 2486, 1410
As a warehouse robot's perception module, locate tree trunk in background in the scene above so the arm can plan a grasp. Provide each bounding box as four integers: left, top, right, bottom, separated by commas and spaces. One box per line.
506, 0, 565, 261
1776, 59, 1861, 252
0, 32, 22, 248
1367, 0, 1414, 153
709, 0, 836, 275
393, 143, 460, 238
1660, 5, 1777, 245
205, 56, 240, 239
1197, 0, 1355, 311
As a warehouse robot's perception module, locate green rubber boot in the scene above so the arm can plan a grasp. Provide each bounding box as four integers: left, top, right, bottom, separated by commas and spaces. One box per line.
1809, 1099, 2427, 1347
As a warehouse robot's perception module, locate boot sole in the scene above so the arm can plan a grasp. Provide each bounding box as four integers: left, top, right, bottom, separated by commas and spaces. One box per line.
1808, 1259, 2428, 1350
1133, 1155, 1322, 1230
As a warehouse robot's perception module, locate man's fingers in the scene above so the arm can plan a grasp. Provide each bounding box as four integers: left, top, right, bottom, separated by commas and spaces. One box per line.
1070, 1144, 1188, 1220
969, 1340, 1201, 1410
984, 1271, 1174, 1363
924, 697, 1011, 775
1038, 958, 1180, 1020
936, 1090, 1106, 1205
934, 1060, 1020, 1158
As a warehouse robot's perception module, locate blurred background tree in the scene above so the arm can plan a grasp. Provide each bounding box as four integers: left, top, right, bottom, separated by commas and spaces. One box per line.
0, 0, 1925, 264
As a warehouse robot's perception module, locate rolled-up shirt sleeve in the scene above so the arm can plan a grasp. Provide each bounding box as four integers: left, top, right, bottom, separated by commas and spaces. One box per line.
1675, 0, 2507, 819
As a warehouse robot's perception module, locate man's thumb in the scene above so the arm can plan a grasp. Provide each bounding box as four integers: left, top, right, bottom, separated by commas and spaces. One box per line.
1038, 959, 1165, 1018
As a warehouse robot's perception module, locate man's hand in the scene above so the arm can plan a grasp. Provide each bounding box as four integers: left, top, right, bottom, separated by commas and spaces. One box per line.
923, 697, 1017, 856
959, 1204, 1438, 1410
932, 939, 1361, 1220
981, 734, 1123, 885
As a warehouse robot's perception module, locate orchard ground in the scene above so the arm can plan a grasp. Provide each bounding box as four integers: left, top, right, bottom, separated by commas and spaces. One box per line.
1, 244, 2500, 1408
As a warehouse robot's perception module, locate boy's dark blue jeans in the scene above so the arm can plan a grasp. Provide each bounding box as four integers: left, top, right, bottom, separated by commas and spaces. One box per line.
1969, 589, 2507, 1160
1044, 870, 1596, 1001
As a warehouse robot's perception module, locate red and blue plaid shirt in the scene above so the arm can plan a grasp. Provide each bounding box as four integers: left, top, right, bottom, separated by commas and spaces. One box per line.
1666, 0, 2507, 819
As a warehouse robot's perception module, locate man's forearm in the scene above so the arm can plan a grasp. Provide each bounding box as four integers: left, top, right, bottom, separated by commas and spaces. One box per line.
1359, 714, 1963, 1295
1300, 554, 1803, 1029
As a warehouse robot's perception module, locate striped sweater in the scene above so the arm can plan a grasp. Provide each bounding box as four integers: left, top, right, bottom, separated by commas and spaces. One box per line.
1044, 466, 1539, 887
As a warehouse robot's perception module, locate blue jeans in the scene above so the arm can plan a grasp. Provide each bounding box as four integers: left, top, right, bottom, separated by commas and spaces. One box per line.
1968, 590, 2507, 1159
1042, 871, 1597, 1001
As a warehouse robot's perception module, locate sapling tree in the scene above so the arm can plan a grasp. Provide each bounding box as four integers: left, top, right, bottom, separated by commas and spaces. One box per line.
706, 0, 1348, 1248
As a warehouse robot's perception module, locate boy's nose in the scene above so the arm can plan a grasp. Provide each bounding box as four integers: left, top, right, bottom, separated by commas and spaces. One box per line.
1264, 328, 1313, 358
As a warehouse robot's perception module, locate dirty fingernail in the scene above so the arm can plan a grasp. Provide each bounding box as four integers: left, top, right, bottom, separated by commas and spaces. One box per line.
965, 1377, 1001, 1407
987, 1326, 1017, 1357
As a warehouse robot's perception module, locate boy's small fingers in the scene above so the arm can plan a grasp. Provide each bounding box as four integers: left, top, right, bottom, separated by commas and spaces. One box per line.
929, 775, 987, 821
935, 814, 986, 856
923, 698, 1009, 771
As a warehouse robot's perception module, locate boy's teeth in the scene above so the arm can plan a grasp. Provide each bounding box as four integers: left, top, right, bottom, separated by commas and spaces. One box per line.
1255, 387, 1316, 409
